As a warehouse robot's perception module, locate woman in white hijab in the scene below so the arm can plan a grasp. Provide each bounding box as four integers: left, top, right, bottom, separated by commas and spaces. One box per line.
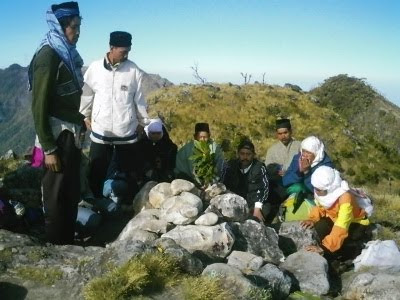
300, 166, 370, 257
283, 136, 334, 194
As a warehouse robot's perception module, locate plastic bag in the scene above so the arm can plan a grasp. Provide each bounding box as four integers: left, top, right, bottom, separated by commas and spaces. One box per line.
350, 188, 373, 217
353, 240, 400, 272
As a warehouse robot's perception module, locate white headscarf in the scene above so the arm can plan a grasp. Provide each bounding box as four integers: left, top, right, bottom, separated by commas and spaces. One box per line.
144, 118, 164, 139
301, 136, 325, 167
311, 166, 349, 209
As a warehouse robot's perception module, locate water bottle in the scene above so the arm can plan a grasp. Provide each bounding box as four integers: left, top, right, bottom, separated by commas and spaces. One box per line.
9, 200, 25, 217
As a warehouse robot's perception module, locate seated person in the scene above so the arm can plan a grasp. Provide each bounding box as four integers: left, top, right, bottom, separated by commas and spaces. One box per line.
136, 118, 177, 183
222, 140, 269, 222
283, 135, 334, 197
264, 118, 301, 218
175, 122, 224, 186
301, 166, 371, 260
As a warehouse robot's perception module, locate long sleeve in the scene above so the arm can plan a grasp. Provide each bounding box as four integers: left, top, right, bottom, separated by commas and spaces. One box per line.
31, 47, 59, 151
133, 69, 149, 126
282, 153, 303, 187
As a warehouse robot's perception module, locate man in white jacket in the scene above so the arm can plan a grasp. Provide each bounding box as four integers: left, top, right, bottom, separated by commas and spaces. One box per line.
80, 31, 149, 198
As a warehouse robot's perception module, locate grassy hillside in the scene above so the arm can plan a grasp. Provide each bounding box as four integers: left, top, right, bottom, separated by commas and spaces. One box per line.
147, 83, 400, 192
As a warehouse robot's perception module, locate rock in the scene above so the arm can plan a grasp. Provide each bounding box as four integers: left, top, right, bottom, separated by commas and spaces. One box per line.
205, 193, 249, 222
202, 263, 260, 299
280, 250, 329, 296
230, 220, 284, 264
148, 182, 172, 208
251, 263, 292, 300
0, 150, 16, 160
132, 181, 157, 215
195, 212, 219, 226
284, 83, 302, 92
341, 270, 400, 300
170, 179, 195, 195
152, 238, 203, 275
116, 209, 170, 242
204, 183, 226, 201
161, 223, 235, 259
227, 251, 264, 274
278, 221, 319, 255
117, 229, 158, 243
160, 192, 203, 225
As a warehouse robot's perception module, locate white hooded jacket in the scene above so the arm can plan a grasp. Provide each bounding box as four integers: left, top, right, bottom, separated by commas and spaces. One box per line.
80, 57, 149, 144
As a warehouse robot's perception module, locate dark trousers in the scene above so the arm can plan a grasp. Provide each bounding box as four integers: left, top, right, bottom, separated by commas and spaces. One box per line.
42, 130, 81, 245
88, 142, 139, 198
314, 217, 370, 260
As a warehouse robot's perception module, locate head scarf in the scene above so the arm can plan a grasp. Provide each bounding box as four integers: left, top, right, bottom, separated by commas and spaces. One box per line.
144, 118, 164, 139
301, 136, 325, 167
28, 4, 83, 90
311, 166, 349, 208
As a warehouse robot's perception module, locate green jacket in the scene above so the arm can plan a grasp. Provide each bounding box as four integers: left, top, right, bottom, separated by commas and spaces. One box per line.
31, 45, 84, 151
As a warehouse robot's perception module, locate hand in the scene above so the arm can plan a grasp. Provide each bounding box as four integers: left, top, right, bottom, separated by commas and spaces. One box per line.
253, 208, 265, 223
84, 119, 92, 131
305, 245, 324, 255
45, 153, 61, 172
300, 220, 315, 229
299, 156, 311, 173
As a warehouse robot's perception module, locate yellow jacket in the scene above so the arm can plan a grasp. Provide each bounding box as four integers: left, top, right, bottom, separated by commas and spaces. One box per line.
309, 192, 369, 252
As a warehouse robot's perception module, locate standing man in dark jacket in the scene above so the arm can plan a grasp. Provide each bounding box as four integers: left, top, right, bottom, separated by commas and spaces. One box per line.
29, 1, 84, 244
222, 140, 269, 222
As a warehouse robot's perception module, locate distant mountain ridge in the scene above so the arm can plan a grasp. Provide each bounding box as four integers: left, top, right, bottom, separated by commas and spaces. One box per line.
0, 64, 173, 155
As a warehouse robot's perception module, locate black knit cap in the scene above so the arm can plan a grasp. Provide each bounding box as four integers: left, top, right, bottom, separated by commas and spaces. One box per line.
238, 140, 255, 152
110, 31, 132, 47
275, 118, 292, 130
194, 122, 210, 133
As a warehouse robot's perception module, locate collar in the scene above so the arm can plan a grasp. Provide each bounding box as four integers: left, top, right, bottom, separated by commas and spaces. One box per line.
103, 53, 121, 70
240, 162, 253, 174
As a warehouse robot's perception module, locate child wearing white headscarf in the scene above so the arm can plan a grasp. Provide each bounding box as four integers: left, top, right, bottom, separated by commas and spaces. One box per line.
301, 166, 370, 255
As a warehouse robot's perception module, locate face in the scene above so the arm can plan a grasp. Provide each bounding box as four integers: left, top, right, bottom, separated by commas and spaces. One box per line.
314, 187, 328, 196
301, 149, 316, 163
195, 131, 210, 142
276, 128, 292, 145
109, 46, 131, 64
64, 16, 81, 45
238, 148, 255, 169
148, 131, 162, 142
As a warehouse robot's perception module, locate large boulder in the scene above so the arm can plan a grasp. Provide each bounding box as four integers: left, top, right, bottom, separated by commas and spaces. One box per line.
251, 263, 292, 300
230, 220, 284, 264
278, 221, 320, 255
132, 181, 157, 215
160, 192, 203, 225
170, 179, 195, 195
227, 251, 264, 274
152, 238, 203, 275
341, 270, 400, 300
116, 209, 170, 242
148, 182, 172, 208
280, 250, 329, 296
161, 223, 235, 259
195, 212, 219, 226
203, 183, 226, 202
202, 263, 265, 300
205, 193, 249, 222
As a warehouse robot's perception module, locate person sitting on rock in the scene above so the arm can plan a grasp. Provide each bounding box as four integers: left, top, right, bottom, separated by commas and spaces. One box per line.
283, 136, 334, 199
174, 122, 224, 186
300, 166, 371, 260
136, 118, 177, 183
222, 139, 269, 223
264, 118, 301, 221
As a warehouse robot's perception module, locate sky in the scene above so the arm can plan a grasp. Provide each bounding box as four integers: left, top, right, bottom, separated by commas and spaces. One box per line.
1, 0, 399, 105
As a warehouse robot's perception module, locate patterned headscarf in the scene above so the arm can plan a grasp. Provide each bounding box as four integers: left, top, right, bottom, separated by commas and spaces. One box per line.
28, 4, 83, 90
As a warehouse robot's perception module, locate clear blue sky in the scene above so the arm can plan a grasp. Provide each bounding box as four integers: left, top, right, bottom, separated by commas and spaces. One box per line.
1, 0, 399, 105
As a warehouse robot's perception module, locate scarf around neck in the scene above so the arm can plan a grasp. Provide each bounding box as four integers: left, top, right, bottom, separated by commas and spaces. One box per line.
28, 7, 83, 91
